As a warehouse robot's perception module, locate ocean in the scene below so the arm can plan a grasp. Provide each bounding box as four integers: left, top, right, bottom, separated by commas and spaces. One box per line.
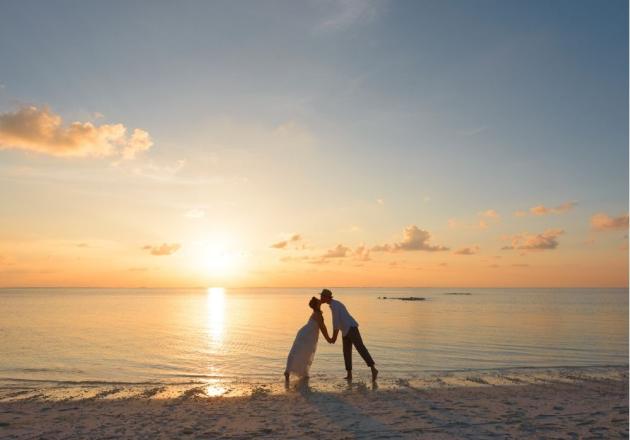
0, 287, 627, 392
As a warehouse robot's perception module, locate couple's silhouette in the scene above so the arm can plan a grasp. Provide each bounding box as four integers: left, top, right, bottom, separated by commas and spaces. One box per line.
284, 289, 378, 382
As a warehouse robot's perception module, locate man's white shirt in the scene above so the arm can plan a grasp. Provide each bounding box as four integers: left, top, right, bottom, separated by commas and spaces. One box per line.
329, 299, 358, 336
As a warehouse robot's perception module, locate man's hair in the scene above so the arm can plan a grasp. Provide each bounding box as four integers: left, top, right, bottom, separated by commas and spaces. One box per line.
321, 288, 332, 297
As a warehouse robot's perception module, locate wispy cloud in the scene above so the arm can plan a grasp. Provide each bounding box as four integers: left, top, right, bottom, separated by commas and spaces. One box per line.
318, 0, 381, 30
0, 105, 152, 159
453, 246, 480, 255
478, 209, 500, 229
480, 209, 499, 219
590, 213, 629, 231
128, 159, 186, 181
530, 201, 577, 216
142, 243, 181, 256
353, 244, 371, 261
372, 225, 449, 252
449, 209, 500, 230
514, 201, 577, 217
271, 234, 303, 249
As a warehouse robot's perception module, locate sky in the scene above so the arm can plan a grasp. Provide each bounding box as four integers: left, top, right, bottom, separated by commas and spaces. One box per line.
0, 0, 627, 288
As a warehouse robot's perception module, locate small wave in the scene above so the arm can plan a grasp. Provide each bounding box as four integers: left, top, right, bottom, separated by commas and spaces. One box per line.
0, 377, 204, 386
1, 368, 85, 374
420, 363, 629, 374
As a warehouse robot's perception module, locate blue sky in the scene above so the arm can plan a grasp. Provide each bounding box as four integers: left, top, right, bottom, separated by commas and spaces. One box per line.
0, 0, 627, 287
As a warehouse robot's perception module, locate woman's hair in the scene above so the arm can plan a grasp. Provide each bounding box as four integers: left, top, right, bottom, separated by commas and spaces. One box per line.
309, 296, 321, 312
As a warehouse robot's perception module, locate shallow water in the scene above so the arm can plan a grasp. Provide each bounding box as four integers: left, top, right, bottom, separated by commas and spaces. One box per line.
0, 287, 627, 389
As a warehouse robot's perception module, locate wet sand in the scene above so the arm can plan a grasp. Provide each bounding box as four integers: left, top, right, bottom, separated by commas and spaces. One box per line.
0, 367, 627, 439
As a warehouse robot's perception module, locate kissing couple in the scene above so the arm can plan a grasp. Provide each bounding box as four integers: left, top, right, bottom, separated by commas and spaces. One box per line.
284, 289, 378, 382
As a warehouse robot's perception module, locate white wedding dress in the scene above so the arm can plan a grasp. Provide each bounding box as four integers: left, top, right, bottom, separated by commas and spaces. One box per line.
285, 314, 320, 377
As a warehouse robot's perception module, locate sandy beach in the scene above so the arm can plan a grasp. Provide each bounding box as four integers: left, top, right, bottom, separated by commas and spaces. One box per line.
1, 366, 627, 439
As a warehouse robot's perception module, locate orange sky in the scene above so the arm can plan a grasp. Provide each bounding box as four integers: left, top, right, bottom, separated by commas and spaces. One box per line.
0, 2, 628, 288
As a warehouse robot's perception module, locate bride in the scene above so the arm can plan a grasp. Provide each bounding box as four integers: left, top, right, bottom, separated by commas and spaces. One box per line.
284, 296, 332, 380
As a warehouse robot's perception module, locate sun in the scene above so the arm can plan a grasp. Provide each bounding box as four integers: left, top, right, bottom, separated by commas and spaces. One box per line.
193, 238, 243, 278
205, 247, 237, 275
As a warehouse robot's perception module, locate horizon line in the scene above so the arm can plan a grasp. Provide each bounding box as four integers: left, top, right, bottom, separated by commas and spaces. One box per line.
0, 285, 627, 290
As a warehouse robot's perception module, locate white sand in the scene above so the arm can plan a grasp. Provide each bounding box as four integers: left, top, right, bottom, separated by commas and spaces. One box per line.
0, 367, 627, 439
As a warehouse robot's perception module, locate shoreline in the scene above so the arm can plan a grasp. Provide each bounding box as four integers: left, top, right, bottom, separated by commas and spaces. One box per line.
1, 366, 627, 439
0, 365, 627, 400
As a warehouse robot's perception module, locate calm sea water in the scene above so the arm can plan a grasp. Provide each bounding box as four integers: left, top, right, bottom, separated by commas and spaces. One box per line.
0, 288, 627, 386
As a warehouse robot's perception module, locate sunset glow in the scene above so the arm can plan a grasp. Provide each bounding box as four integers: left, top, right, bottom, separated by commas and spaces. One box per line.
207, 287, 226, 344
0, 1, 626, 288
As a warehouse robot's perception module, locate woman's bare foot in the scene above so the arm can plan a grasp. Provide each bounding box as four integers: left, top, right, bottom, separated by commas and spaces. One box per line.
371, 366, 378, 382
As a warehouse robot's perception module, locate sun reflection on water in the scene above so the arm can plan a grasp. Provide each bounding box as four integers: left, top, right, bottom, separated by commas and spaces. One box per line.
207, 287, 225, 345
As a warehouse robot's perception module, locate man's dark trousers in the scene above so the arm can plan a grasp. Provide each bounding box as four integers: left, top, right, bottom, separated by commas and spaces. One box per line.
342, 326, 374, 371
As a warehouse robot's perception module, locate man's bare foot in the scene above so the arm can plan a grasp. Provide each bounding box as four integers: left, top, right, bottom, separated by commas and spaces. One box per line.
371, 366, 378, 382
344, 372, 353, 381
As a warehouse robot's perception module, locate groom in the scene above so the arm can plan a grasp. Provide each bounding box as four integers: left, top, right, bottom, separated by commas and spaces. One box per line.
320, 289, 378, 381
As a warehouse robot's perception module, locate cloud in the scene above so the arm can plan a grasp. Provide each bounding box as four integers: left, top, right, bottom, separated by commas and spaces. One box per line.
316, 243, 370, 264
142, 243, 181, 256
129, 159, 186, 181
590, 213, 629, 231
450, 209, 500, 230
526, 201, 578, 216
503, 229, 564, 251
513, 210, 528, 217
454, 246, 479, 255
478, 209, 500, 229
319, 0, 380, 30
279, 255, 312, 263
0, 105, 153, 159
322, 244, 351, 258
353, 245, 371, 261
376, 198, 384, 205
282, 242, 370, 265
554, 201, 578, 213
529, 205, 550, 216
480, 209, 499, 219
271, 234, 303, 249
372, 225, 449, 252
